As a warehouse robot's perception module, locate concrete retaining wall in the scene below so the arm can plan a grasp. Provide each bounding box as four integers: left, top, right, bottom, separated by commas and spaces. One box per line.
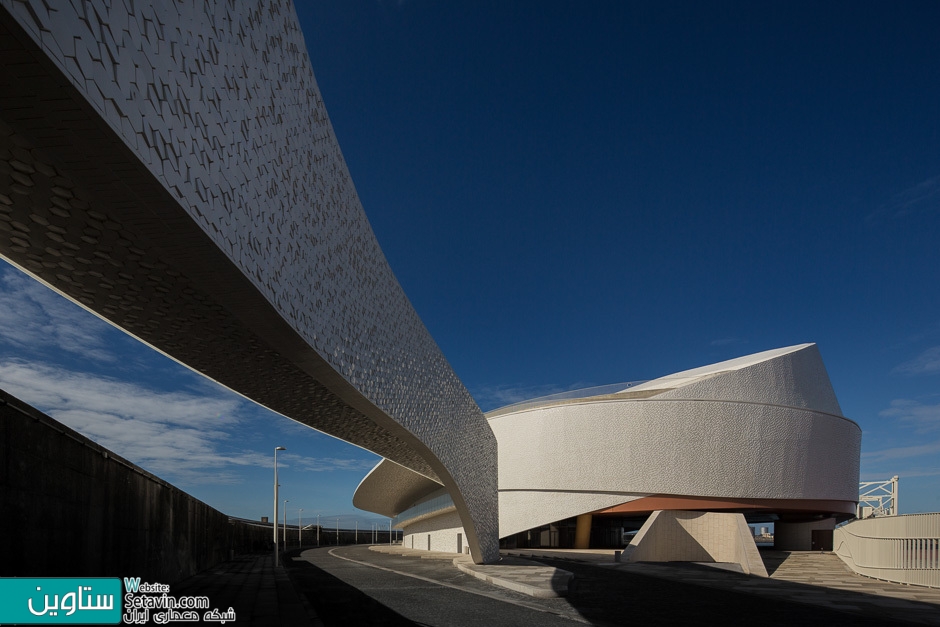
0, 389, 270, 583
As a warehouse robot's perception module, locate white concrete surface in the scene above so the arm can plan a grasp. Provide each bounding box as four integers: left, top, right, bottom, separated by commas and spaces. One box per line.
623, 510, 768, 576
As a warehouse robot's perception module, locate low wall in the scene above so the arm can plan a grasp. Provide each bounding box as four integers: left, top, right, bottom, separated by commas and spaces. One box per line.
0, 389, 270, 584
834, 514, 940, 588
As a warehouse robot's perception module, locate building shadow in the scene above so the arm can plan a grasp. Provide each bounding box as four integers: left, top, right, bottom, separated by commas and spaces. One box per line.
283, 549, 418, 626
758, 549, 788, 575
534, 556, 937, 626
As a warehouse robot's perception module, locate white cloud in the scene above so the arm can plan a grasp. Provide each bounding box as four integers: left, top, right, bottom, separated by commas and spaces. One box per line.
893, 346, 940, 375
0, 263, 117, 362
867, 173, 940, 223
862, 439, 940, 463
471, 381, 592, 412
879, 398, 940, 432
866, 468, 940, 479
0, 360, 270, 484
279, 453, 378, 473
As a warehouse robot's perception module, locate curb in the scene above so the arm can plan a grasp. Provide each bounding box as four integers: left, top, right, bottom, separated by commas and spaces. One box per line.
452, 556, 574, 599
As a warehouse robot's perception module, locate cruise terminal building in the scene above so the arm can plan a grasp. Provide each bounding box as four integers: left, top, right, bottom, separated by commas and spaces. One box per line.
355, 344, 861, 569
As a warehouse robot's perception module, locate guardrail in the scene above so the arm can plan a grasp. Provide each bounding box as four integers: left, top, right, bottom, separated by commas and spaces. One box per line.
833, 513, 940, 588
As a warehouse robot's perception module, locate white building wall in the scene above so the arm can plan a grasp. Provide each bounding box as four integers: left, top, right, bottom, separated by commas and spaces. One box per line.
402, 510, 468, 555
491, 398, 859, 537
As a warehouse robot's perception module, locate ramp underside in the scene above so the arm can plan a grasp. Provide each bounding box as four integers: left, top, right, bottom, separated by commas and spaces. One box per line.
0, 7, 442, 474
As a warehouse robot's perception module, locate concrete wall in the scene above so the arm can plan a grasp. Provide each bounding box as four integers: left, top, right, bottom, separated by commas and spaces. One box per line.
0, 389, 270, 583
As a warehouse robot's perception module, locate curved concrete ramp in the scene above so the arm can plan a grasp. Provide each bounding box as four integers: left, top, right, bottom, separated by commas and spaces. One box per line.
0, 1, 497, 562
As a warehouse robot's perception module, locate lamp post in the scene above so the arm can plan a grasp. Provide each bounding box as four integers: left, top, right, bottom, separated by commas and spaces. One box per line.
283, 499, 289, 547
273, 446, 286, 567
317, 514, 320, 546
336, 518, 339, 546
298, 508, 303, 548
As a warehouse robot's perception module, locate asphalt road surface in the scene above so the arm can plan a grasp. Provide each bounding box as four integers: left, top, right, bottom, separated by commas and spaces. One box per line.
284, 546, 901, 627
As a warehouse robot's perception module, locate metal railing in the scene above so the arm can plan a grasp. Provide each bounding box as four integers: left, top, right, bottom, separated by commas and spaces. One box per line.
834, 513, 940, 588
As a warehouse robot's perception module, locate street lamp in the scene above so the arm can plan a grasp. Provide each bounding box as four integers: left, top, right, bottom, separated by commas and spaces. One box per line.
298, 508, 303, 548
283, 499, 289, 547
317, 514, 320, 546
273, 446, 286, 567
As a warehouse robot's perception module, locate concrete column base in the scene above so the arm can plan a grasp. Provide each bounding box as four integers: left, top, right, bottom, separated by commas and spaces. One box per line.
622, 510, 768, 576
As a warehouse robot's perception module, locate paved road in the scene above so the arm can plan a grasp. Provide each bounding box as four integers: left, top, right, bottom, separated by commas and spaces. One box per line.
286, 546, 584, 626
284, 546, 906, 626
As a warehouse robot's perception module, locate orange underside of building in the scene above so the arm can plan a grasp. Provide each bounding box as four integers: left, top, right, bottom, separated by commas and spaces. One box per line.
594, 494, 857, 517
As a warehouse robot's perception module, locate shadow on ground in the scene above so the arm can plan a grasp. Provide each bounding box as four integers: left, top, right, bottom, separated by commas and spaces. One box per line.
760, 551, 786, 576
534, 557, 934, 626
283, 548, 417, 626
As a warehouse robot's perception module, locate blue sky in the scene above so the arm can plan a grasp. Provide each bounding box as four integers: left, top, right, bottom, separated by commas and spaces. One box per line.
1, 1, 939, 523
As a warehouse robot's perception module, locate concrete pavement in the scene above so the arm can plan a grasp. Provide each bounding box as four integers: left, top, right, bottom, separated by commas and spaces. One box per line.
504, 547, 940, 625
159, 545, 940, 625
369, 545, 575, 598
